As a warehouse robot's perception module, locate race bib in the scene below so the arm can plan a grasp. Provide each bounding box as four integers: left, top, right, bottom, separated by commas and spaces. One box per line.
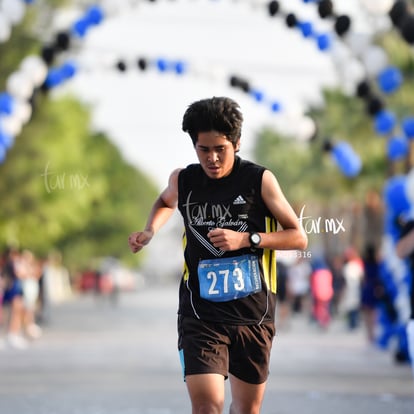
197, 254, 262, 302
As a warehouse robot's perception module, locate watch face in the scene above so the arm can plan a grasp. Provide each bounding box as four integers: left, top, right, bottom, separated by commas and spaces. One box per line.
251, 233, 260, 245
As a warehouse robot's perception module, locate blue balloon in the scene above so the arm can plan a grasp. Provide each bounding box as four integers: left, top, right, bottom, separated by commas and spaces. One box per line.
383, 175, 411, 216
299, 21, 313, 38
0, 92, 14, 115
270, 101, 281, 112
402, 116, 414, 139
377, 66, 403, 94
374, 110, 396, 135
174, 61, 187, 75
156, 58, 168, 72
331, 141, 362, 177
23, 0, 35, 3
60, 61, 77, 79
343, 154, 361, 177
85, 6, 104, 26
316, 33, 331, 51
45, 68, 65, 88
251, 89, 264, 102
0, 143, 6, 163
383, 210, 402, 242
387, 136, 409, 161
332, 142, 349, 164
72, 18, 89, 38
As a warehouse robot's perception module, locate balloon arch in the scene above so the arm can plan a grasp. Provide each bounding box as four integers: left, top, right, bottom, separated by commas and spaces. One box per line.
0, 0, 414, 361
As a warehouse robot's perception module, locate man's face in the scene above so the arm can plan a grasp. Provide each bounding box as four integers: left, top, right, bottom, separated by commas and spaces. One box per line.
195, 131, 239, 179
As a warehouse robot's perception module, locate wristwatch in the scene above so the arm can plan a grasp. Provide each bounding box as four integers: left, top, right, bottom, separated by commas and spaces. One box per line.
249, 232, 261, 249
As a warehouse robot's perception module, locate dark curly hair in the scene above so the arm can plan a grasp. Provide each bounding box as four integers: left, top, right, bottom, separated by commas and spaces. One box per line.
182, 96, 243, 147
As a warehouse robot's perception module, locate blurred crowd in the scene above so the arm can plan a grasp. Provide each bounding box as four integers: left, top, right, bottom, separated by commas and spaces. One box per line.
0, 248, 143, 350
275, 244, 387, 349
0, 247, 72, 350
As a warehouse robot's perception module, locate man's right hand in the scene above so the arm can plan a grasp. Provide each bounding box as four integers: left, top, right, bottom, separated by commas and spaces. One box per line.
128, 230, 153, 253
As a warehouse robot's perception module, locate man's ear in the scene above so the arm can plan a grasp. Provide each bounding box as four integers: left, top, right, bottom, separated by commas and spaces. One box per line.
235, 139, 241, 152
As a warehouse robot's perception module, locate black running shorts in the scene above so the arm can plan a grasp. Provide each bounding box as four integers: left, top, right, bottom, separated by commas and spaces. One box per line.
177, 315, 275, 384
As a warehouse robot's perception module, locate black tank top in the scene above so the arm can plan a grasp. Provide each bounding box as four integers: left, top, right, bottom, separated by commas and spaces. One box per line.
177, 156, 278, 325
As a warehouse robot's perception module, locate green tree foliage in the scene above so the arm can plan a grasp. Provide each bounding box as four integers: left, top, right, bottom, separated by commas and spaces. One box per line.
0, 94, 158, 270
0, 1, 159, 272
255, 99, 386, 208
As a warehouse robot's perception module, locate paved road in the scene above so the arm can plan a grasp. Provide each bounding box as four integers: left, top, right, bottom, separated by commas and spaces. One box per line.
1, 285, 413, 414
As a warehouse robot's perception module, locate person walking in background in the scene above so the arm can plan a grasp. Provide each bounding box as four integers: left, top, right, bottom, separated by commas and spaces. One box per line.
42, 251, 72, 306
396, 219, 414, 380
339, 246, 364, 331
275, 259, 291, 330
287, 256, 312, 315
18, 250, 43, 340
361, 244, 383, 346
1, 247, 27, 349
310, 258, 334, 329
0, 256, 4, 331
0, 253, 5, 326
128, 96, 308, 414
328, 254, 346, 317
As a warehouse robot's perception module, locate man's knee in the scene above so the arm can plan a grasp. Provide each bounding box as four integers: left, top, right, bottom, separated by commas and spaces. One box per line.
192, 400, 224, 414
229, 400, 261, 414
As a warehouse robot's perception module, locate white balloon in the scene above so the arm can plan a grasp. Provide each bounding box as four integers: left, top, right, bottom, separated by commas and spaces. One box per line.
338, 57, 365, 96
359, 0, 394, 15
20, 55, 48, 87
361, 46, 388, 77
0, 12, 11, 42
52, 8, 83, 32
207, 64, 227, 84
0, 113, 22, 137
190, 60, 210, 79
13, 99, 32, 125
344, 31, 373, 58
1, 0, 26, 25
284, 100, 306, 118
100, 0, 124, 16
329, 42, 354, 80
6, 71, 34, 100
271, 110, 314, 141
295, 116, 317, 142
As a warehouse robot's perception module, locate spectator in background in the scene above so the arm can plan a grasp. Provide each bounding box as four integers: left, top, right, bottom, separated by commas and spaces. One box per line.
0, 253, 5, 326
18, 250, 42, 340
37, 256, 49, 325
42, 251, 72, 305
287, 256, 312, 315
361, 244, 383, 345
396, 219, 414, 380
328, 254, 345, 317
310, 258, 334, 329
275, 260, 290, 330
339, 246, 364, 331
1, 247, 27, 349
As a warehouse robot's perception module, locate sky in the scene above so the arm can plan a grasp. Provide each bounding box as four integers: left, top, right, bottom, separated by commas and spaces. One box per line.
56, 0, 380, 188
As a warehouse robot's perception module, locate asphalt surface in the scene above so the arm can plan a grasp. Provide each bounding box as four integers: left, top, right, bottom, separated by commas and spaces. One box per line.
1, 285, 413, 414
